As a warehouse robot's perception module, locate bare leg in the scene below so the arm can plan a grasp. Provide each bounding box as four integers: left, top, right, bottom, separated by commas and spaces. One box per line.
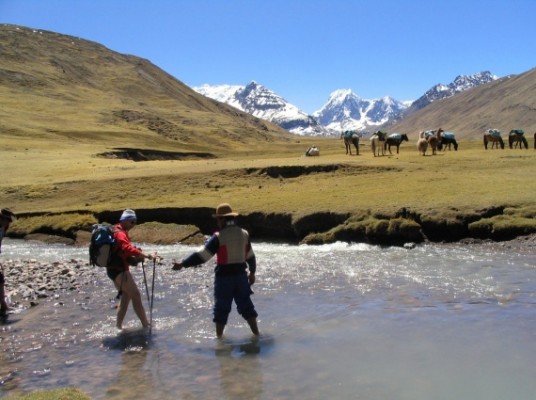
114, 271, 149, 329
116, 291, 130, 329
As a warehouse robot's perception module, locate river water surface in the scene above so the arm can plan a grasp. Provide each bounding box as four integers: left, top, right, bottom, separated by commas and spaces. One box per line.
1, 239, 535, 399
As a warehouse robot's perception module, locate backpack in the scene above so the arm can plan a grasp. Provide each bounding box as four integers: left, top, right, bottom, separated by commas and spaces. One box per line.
89, 224, 118, 267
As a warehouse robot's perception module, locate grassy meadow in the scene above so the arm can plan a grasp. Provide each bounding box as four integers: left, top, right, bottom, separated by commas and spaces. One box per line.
1, 132, 535, 223
1, 25, 535, 242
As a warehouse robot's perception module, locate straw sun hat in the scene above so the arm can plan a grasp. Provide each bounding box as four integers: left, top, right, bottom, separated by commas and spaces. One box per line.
213, 203, 239, 218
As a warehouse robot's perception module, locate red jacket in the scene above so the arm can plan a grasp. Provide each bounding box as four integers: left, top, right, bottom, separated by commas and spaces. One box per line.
112, 224, 143, 271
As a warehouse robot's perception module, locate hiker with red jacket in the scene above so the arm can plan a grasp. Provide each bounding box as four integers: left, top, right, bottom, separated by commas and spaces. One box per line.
108, 209, 156, 330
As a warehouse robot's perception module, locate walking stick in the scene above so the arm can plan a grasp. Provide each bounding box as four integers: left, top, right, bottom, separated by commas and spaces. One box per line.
149, 257, 156, 334
141, 261, 151, 306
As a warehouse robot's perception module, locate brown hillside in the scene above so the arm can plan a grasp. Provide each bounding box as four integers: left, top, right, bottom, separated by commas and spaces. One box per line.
0, 24, 292, 151
388, 68, 536, 140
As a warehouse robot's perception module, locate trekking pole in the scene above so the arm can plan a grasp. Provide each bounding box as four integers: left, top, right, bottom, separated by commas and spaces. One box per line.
141, 261, 151, 306
149, 256, 157, 334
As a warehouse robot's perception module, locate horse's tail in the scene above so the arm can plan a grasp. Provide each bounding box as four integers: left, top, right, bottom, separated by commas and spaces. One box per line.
499, 137, 504, 149
483, 134, 488, 149
508, 135, 514, 149
371, 138, 376, 155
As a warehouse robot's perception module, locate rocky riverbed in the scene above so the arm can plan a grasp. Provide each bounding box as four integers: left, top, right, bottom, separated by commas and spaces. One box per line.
2, 258, 97, 309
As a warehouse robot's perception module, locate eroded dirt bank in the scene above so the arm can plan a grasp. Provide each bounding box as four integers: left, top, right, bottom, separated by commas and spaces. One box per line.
9, 205, 536, 247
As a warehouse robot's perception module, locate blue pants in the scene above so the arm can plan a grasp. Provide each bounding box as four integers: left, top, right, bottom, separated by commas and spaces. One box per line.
213, 274, 258, 325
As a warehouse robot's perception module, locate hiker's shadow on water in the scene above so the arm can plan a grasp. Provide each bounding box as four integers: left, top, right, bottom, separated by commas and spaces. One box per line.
101, 329, 153, 351
214, 334, 275, 358
104, 345, 155, 398
215, 335, 273, 400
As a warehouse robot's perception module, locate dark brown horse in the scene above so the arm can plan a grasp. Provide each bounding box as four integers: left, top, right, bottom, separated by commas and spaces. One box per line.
437, 128, 458, 151
509, 129, 528, 149
483, 129, 504, 149
384, 133, 409, 155
341, 130, 360, 155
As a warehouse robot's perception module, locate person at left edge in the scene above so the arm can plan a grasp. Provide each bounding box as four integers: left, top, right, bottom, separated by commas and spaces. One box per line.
108, 209, 156, 330
0, 208, 16, 315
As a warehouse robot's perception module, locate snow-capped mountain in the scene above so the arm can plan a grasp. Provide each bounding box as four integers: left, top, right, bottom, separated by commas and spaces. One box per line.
194, 81, 330, 136
407, 71, 498, 113
313, 89, 408, 133
194, 71, 498, 137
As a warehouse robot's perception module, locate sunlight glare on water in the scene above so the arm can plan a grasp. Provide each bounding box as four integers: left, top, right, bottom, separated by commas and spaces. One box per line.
1, 239, 535, 399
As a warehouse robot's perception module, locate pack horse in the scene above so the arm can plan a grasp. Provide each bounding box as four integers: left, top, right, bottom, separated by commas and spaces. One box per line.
508, 129, 529, 149
384, 133, 409, 155
370, 130, 387, 157
483, 129, 504, 149
341, 130, 360, 155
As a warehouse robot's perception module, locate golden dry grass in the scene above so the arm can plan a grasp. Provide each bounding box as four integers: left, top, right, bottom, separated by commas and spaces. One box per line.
1, 133, 535, 222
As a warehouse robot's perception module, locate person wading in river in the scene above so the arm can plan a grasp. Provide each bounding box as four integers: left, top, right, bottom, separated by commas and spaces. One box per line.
108, 209, 156, 330
0, 208, 16, 315
172, 203, 259, 338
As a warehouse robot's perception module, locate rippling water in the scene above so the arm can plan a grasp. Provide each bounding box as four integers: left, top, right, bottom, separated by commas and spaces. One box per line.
1, 239, 535, 399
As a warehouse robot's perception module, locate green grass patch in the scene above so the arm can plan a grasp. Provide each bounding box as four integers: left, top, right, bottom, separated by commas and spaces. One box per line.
9, 213, 97, 238
129, 222, 205, 245
7, 387, 90, 400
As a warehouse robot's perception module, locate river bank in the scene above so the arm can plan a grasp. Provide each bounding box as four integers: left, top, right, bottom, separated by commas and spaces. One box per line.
5, 204, 536, 248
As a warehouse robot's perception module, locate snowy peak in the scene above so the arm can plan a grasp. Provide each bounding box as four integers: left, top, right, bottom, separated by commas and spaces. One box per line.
194, 81, 330, 136
313, 90, 407, 132
194, 71, 498, 137
410, 71, 498, 111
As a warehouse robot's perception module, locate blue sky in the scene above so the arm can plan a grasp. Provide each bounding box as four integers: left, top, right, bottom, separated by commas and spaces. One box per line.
2, 0, 535, 113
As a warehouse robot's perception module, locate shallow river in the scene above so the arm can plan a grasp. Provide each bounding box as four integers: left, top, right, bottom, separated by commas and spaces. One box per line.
1, 239, 535, 399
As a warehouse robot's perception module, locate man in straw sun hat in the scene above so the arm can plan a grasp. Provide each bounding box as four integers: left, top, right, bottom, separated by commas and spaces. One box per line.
173, 203, 259, 338
1, 208, 16, 315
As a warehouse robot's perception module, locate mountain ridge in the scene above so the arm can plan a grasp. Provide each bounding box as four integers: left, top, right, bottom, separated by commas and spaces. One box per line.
386, 67, 536, 139
0, 24, 292, 150
196, 71, 501, 136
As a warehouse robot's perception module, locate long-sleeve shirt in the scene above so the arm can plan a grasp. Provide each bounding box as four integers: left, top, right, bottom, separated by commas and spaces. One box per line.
182, 222, 256, 276
112, 224, 143, 271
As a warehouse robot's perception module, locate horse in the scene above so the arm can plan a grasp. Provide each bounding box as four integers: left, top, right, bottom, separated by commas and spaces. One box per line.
436, 128, 459, 151
341, 130, 360, 155
421, 130, 438, 155
483, 129, 504, 149
370, 130, 387, 157
508, 129, 528, 149
384, 133, 409, 155
417, 136, 428, 156
534, 132, 536, 150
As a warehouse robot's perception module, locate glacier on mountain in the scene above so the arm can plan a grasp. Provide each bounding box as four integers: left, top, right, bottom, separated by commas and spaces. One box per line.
193, 71, 497, 137
195, 81, 330, 136
313, 89, 408, 133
